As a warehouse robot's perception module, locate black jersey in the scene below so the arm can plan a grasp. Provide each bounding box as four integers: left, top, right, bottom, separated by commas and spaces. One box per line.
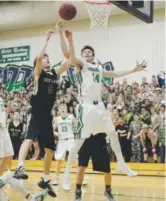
30, 69, 58, 117
8, 121, 23, 140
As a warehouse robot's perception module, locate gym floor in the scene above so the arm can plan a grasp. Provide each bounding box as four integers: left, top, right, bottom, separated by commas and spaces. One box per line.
8, 172, 165, 201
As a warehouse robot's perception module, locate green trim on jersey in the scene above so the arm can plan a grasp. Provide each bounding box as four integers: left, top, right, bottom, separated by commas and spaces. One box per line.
76, 104, 84, 139
76, 72, 83, 84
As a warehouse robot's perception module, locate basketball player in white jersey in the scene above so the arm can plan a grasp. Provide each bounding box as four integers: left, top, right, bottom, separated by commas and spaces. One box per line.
59, 29, 147, 201
53, 103, 87, 190
0, 97, 48, 201
53, 103, 76, 185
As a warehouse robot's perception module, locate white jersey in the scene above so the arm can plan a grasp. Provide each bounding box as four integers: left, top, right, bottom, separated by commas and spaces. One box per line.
0, 97, 6, 128
77, 61, 103, 102
56, 115, 74, 140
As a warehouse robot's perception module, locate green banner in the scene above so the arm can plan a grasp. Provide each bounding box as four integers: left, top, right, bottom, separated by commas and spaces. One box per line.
0, 46, 30, 64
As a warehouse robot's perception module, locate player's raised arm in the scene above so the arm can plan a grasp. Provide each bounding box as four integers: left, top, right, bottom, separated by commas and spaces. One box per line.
57, 22, 69, 59
34, 30, 54, 77
102, 60, 147, 78
65, 30, 84, 69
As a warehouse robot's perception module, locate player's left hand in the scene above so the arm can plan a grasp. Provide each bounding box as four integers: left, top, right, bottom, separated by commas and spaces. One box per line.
55, 22, 64, 33
134, 60, 147, 72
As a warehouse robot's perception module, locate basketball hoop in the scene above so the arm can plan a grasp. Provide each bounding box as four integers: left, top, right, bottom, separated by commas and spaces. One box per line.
84, 1, 112, 29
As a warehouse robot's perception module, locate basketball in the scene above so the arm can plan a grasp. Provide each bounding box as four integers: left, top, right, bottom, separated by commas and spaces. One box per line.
59, 3, 77, 21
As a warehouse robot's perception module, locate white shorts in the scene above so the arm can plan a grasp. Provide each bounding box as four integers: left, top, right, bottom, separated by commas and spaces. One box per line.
0, 128, 14, 158
76, 102, 115, 139
55, 139, 75, 160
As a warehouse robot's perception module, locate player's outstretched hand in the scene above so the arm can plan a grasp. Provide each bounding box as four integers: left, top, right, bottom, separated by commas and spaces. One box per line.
46, 30, 54, 41
134, 60, 147, 72
55, 22, 64, 33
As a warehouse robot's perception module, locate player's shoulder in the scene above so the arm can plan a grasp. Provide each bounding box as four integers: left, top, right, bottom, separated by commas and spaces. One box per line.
67, 114, 74, 119
55, 116, 60, 121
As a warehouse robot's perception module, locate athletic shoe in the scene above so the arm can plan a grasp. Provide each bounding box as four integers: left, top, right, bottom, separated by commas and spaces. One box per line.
74, 189, 82, 201
29, 189, 48, 201
104, 190, 115, 201
116, 162, 137, 177
13, 166, 28, 180
38, 178, 56, 197
52, 177, 59, 186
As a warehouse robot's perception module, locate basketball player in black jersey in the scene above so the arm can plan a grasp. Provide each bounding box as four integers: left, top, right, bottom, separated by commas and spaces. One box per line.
8, 111, 24, 159
14, 27, 71, 197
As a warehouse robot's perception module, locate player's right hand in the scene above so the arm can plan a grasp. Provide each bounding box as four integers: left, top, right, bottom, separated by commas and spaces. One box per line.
134, 60, 147, 72
46, 30, 54, 41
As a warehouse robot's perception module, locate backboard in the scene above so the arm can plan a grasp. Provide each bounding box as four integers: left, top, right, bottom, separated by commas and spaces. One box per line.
110, 0, 154, 23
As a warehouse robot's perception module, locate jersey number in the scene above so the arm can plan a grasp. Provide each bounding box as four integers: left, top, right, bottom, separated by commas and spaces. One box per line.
92, 73, 100, 83
62, 126, 67, 132
48, 84, 53, 94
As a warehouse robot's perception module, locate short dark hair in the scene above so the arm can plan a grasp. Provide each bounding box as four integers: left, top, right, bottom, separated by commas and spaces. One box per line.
33, 53, 49, 67
81, 45, 95, 57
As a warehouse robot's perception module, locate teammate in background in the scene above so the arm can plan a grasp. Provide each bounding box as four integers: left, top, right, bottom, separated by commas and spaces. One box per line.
0, 97, 48, 201
13, 26, 71, 197
53, 103, 87, 190
53, 103, 76, 188
139, 124, 157, 163
59, 28, 147, 201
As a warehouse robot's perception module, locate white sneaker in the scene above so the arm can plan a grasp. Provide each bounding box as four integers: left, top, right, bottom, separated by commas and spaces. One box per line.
117, 162, 137, 177
52, 177, 59, 186
0, 187, 8, 201
62, 175, 71, 191
29, 189, 48, 201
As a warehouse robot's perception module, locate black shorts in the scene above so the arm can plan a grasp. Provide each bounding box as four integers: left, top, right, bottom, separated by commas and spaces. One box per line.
25, 114, 55, 151
78, 133, 110, 173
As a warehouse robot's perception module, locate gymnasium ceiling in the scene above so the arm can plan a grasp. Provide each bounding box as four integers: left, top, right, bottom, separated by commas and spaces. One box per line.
0, 0, 165, 32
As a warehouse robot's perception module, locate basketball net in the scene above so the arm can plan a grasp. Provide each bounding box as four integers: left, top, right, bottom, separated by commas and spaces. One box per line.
84, 0, 112, 32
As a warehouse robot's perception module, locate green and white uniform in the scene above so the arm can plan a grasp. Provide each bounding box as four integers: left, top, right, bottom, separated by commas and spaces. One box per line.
0, 97, 14, 158
76, 60, 115, 139
55, 115, 75, 160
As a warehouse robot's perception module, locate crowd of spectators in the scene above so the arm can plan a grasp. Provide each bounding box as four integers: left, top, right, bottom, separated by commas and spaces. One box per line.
0, 70, 165, 163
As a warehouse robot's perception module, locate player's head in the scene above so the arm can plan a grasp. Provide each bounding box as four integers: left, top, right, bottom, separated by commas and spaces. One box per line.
59, 103, 68, 116
81, 45, 95, 63
13, 111, 20, 121
33, 53, 50, 70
